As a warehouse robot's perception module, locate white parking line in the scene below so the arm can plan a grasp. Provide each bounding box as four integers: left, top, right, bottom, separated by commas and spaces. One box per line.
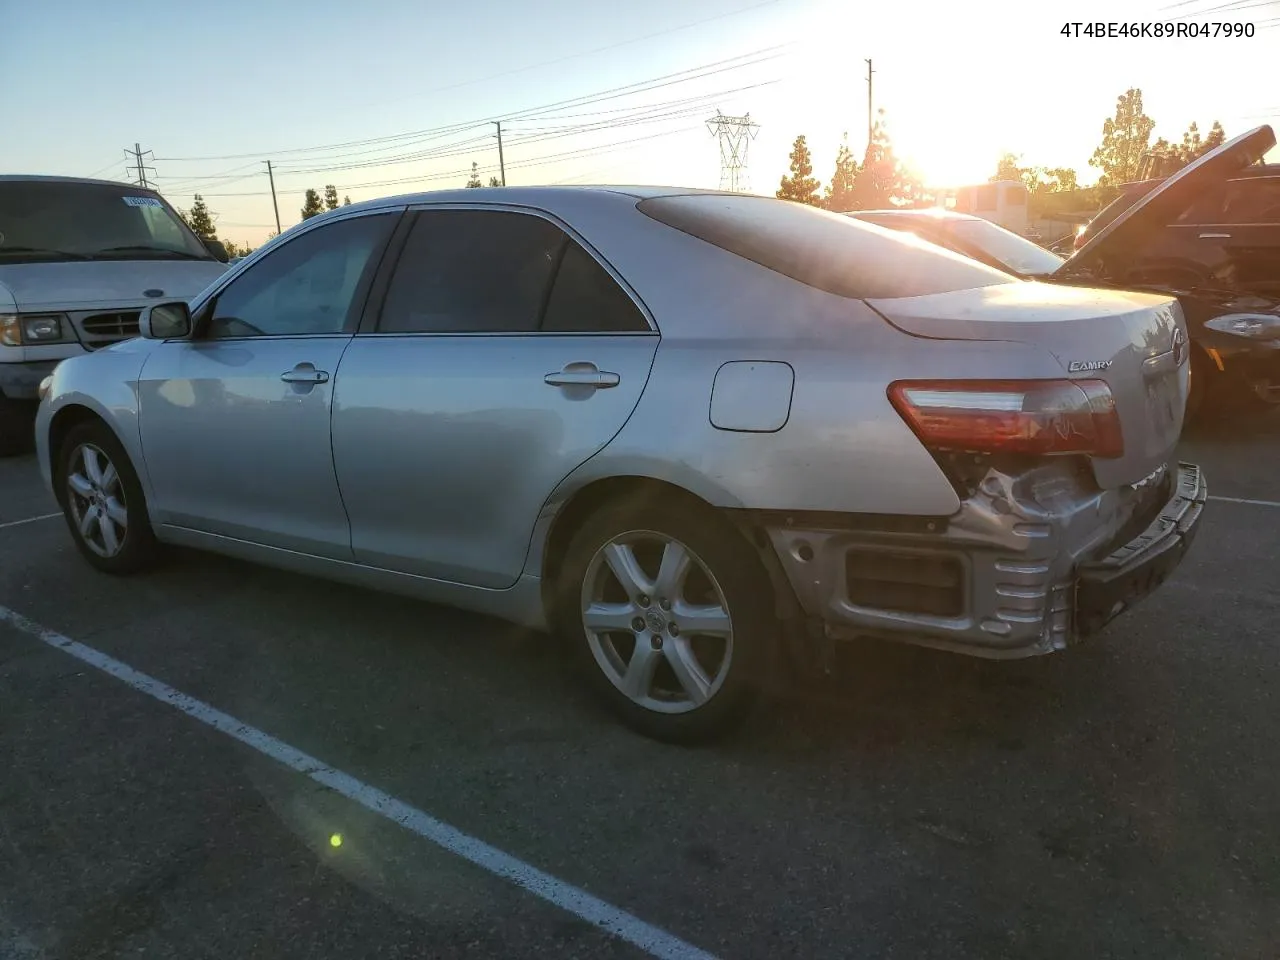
0, 604, 718, 960
0, 512, 61, 531
1208, 495, 1280, 509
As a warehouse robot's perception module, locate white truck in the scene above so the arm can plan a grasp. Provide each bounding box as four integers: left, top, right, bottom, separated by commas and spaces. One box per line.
0, 176, 230, 454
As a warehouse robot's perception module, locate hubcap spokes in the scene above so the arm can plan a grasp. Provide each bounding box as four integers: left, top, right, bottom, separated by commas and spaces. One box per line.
66, 444, 128, 558
582, 531, 734, 714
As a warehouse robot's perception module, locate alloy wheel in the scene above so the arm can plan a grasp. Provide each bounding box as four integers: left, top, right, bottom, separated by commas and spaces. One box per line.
65, 443, 129, 558
581, 530, 734, 715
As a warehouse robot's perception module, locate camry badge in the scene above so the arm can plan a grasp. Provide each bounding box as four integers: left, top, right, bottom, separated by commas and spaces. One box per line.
1068, 359, 1113, 373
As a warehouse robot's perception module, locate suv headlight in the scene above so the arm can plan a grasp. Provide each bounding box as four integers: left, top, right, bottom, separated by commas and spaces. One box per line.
0, 313, 69, 346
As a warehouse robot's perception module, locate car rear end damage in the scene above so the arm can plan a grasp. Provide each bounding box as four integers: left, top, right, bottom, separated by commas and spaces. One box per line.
754, 457, 1204, 659
748, 279, 1204, 659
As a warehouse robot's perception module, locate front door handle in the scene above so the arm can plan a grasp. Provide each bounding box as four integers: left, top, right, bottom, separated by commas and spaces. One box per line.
281, 363, 330, 384
544, 363, 620, 389
1198, 232, 1231, 239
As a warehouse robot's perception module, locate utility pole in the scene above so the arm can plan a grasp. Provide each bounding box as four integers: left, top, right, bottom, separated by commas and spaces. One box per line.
865, 59, 875, 156
265, 160, 282, 235
494, 121, 506, 186
124, 143, 156, 189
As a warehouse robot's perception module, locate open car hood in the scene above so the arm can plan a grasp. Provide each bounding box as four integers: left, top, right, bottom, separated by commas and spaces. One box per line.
1054, 124, 1276, 281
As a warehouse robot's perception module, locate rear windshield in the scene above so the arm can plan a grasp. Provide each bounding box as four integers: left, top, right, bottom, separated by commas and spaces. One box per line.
636, 194, 1015, 300
0, 180, 212, 264
944, 218, 1065, 276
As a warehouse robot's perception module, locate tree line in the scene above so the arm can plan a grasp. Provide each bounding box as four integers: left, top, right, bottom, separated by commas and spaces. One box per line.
777, 88, 1227, 216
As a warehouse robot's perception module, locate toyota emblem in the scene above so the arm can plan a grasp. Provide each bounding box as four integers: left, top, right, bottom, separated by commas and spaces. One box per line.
1172, 327, 1188, 367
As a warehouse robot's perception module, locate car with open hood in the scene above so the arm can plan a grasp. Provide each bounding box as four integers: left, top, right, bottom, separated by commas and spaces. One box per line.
852, 126, 1280, 418
36, 186, 1204, 742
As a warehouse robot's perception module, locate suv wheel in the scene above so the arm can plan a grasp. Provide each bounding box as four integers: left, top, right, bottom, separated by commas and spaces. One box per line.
555, 498, 775, 743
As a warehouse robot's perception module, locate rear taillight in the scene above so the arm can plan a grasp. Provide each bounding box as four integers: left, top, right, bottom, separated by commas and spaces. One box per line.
888, 379, 1124, 459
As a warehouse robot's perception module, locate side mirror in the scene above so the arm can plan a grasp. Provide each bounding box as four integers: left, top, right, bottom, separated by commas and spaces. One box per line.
203, 238, 229, 262
139, 302, 192, 340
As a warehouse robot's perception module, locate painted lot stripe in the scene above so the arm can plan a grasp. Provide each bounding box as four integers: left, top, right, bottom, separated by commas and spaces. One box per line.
1208, 495, 1280, 509
0, 604, 719, 960
0, 512, 61, 531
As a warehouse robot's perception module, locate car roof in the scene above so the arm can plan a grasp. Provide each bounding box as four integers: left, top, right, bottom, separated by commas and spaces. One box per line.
0, 174, 158, 191
335, 184, 737, 215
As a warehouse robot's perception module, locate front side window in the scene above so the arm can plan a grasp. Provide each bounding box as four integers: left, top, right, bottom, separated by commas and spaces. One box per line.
0, 181, 211, 263
205, 213, 394, 339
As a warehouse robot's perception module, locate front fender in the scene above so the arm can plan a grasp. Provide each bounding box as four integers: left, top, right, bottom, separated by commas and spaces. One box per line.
36, 342, 153, 502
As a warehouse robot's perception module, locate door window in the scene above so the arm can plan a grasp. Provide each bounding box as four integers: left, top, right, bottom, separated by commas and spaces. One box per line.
378, 210, 564, 334
378, 208, 648, 334
541, 237, 648, 333
205, 213, 395, 339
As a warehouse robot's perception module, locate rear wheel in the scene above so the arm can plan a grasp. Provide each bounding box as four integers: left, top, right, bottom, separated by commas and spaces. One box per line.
57, 420, 158, 574
555, 498, 775, 743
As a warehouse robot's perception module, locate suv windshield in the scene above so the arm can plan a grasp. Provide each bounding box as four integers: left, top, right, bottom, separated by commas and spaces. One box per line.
943, 217, 1065, 276
0, 180, 213, 264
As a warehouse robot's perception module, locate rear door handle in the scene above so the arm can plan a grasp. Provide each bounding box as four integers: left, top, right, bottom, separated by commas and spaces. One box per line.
544, 364, 620, 389
1198, 232, 1231, 239
281, 364, 330, 384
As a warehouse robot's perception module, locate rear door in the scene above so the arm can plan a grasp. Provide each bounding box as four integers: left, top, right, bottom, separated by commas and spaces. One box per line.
1191, 175, 1280, 299
330, 206, 659, 588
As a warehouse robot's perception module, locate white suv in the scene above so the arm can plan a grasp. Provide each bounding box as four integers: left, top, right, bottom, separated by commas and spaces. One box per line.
0, 176, 230, 453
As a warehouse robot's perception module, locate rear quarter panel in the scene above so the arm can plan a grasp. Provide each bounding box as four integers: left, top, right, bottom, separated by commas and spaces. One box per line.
529, 191, 1065, 518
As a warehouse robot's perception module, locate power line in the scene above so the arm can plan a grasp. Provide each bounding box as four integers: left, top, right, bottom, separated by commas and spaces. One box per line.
344, 0, 785, 113
153, 44, 789, 164
706, 112, 759, 191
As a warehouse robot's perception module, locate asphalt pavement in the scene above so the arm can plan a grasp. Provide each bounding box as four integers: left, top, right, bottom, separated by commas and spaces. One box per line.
1, 412, 1277, 960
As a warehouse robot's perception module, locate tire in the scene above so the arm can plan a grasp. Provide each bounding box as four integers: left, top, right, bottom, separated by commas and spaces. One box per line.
554, 496, 776, 744
56, 420, 158, 575
0, 396, 36, 457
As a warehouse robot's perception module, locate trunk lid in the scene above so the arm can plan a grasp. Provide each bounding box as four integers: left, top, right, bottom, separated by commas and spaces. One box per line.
1055, 125, 1276, 281
867, 280, 1190, 490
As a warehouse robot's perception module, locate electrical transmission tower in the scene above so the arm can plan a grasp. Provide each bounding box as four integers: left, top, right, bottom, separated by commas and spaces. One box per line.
124, 143, 157, 189
706, 112, 759, 192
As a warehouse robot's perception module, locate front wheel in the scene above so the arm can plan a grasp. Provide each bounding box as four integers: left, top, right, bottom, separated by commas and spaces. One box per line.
556, 498, 776, 743
57, 420, 158, 574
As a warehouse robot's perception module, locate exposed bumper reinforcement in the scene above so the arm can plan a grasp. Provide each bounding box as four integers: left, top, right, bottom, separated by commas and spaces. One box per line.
1075, 461, 1206, 636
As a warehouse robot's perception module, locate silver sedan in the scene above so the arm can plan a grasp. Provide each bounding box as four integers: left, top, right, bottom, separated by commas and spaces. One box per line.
35, 187, 1206, 741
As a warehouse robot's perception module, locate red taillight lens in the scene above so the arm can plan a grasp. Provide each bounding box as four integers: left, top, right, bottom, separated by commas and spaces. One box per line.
888, 379, 1124, 459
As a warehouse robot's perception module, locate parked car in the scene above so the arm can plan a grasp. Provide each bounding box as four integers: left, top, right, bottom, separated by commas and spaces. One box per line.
36, 186, 1204, 742
847, 207, 1067, 278
0, 176, 230, 454
851, 126, 1280, 418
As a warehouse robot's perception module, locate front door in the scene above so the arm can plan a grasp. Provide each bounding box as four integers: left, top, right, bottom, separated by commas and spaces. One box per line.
331, 207, 659, 588
137, 210, 400, 558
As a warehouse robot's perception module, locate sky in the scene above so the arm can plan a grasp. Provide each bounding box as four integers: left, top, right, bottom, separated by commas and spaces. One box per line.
4, 0, 1279, 247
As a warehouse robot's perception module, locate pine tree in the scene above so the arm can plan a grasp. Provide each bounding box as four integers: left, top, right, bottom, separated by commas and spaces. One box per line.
323, 184, 339, 210
466, 162, 483, 188
824, 135, 858, 212
300, 189, 325, 220
1089, 88, 1156, 187
185, 195, 217, 240
776, 135, 821, 206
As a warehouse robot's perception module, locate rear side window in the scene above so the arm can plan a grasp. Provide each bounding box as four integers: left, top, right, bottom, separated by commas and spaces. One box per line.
542, 240, 649, 333
637, 194, 1014, 300
1215, 177, 1280, 224
379, 209, 563, 334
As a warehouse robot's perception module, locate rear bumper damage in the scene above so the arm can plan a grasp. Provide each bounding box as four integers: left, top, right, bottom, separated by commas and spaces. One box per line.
759, 461, 1206, 659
